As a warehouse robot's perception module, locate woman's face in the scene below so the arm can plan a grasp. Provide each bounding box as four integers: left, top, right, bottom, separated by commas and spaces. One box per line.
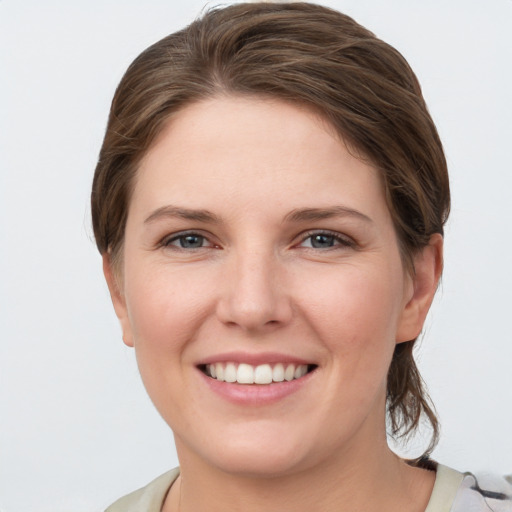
107, 96, 431, 477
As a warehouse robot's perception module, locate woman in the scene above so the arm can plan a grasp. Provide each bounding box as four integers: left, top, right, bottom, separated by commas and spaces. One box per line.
91, 2, 511, 511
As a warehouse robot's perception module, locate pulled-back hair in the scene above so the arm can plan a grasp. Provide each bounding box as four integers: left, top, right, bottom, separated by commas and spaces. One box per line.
91, 2, 450, 457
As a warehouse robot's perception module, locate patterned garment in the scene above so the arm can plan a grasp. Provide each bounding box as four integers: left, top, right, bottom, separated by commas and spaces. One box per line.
104, 465, 512, 511
451, 472, 512, 511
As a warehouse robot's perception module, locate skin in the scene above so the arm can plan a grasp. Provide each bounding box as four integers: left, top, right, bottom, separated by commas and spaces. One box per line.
104, 96, 443, 512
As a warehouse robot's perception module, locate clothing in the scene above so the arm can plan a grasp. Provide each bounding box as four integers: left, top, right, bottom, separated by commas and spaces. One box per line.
105, 468, 179, 512
104, 464, 512, 512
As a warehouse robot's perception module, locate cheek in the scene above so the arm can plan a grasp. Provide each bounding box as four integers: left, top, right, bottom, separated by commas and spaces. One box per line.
123, 264, 215, 356
298, 263, 404, 359
121, 266, 217, 423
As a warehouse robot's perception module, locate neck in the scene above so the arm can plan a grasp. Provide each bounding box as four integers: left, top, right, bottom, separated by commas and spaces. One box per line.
165, 438, 435, 512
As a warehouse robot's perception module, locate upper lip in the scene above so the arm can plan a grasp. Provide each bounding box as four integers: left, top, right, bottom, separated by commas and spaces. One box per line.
197, 351, 315, 366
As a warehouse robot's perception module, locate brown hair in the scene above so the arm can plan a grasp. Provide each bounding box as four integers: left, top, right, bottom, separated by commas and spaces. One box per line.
92, 2, 450, 456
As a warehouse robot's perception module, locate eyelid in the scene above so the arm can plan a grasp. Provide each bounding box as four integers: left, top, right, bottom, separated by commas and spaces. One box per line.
157, 229, 355, 250
296, 229, 356, 248
159, 230, 219, 249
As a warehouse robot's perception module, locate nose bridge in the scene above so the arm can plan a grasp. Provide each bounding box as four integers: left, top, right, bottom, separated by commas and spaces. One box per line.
218, 243, 292, 330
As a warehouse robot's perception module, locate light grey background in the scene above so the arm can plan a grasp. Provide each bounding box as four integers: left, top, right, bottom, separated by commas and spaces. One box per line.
1, 1, 511, 511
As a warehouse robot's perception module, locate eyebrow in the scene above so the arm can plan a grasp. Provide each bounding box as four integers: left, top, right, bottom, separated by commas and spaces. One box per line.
144, 205, 221, 224
284, 206, 373, 224
144, 204, 372, 225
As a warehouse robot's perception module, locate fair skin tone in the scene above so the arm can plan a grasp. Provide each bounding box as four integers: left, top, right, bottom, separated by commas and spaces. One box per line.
104, 96, 443, 512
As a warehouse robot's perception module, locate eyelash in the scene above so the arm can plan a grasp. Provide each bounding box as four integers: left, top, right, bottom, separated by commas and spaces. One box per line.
297, 230, 355, 250
159, 230, 355, 251
160, 231, 216, 250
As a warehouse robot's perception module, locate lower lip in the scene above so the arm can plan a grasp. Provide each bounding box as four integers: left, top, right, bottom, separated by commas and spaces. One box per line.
198, 368, 315, 405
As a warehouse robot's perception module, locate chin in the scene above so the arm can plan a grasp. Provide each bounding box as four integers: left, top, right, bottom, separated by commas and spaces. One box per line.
177, 423, 317, 478
208, 444, 309, 478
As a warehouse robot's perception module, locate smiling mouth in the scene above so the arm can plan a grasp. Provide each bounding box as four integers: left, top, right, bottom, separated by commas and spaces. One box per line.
199, 362, 317, 385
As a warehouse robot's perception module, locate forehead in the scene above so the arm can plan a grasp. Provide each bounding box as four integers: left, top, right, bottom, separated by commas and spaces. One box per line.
144, 95, 346, 167
131, 95, 387, 223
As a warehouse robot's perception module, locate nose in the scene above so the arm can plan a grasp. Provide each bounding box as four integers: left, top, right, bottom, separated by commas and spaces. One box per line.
216, 248, 293, 332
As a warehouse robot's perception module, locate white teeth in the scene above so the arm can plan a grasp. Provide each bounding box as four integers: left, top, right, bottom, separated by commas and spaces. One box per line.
272, 363, 285, 382
224, 362, 237, 383
215, 362, 224, 381
206, 362, 311, 385
237, 363, 254, 384
284, 364, 295, 381
254, 364, 273, 384
294, 365, 307, 379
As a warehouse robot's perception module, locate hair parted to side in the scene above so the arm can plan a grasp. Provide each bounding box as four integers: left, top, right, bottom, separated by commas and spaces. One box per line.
91, 2, 450, 458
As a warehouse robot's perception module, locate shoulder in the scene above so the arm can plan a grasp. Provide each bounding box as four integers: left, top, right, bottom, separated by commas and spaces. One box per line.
426, 463, 512, 512
104, 468, 180, 512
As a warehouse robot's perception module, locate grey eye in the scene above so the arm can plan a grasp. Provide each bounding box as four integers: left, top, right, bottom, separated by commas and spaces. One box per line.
308, 234, 336, 248
177, 234, 205, 248
299, 231, 353, 250
165, 233, 208, 249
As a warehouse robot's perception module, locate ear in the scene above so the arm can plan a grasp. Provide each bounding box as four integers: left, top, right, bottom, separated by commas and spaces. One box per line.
102, 254, 134, 347
396, 233, 444, 344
